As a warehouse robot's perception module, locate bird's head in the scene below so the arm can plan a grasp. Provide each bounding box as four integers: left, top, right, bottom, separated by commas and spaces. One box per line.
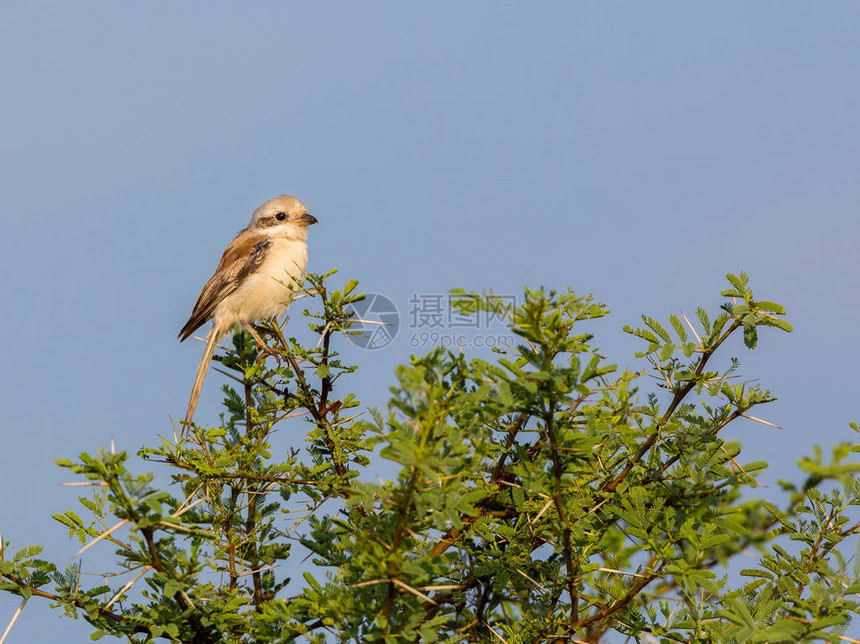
249, 195, 318, 240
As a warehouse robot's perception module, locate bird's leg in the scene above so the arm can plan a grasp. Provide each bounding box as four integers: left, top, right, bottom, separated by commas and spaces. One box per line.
272, 316, 291, 352
243, 323, 279, 359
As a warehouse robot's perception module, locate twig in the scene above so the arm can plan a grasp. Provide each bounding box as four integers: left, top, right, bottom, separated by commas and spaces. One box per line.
349, 578, 388, 589
546, 397, 579, 627
530, 498, 555, 525
0, 597, 27, 644
784, 616, 859, 643
391, 578, 437, 605
483, 620, 511, 644
603, 319, 742, 493
516, 568, 547, 593
740, 413, 782, 430
596, 567, 649, 579
680, 310, 702, 346
72, 519, 130, 559
235, 564, 280, 578
103, 566, 151, 610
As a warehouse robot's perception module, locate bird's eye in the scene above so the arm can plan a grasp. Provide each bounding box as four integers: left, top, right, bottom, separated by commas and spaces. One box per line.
275, 212, 287, 221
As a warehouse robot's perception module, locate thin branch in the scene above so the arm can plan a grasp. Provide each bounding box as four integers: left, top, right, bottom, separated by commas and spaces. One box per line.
483, 620, 511, 644
429, 412, 530, 559
103, 566, 151, 610
596, 567, 649, 579
740, 413, 782, 430
391, 578, 437, 605
0, 574, 150, 635
71, 519, 130, 559
603, 319, 742, 493
0, 596, 27, 644
784, 615, 859, 644
680, 310, 702, 346
382, 468, 420, 626
516, 568, 548, 593
530, 497, 555, 525
546, 398, 579, 627
576, 570, 659, 631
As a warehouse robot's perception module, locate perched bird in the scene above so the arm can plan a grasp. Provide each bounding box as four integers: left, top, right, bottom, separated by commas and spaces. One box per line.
179, 195, 317, 426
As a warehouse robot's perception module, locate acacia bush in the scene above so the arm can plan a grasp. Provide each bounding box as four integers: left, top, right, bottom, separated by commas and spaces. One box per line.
1, 271, 858, 642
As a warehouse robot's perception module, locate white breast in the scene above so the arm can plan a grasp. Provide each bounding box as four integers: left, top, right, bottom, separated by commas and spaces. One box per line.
214, 237, 309, 332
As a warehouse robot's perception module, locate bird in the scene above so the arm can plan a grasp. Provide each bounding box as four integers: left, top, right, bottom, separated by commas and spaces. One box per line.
178, 195, 318, 426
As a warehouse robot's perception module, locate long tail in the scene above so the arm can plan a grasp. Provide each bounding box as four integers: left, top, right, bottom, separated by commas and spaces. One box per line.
185, 327, 220, 427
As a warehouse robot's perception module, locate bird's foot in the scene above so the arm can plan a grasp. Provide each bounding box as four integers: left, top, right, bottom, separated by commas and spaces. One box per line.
243, 323, 281, 360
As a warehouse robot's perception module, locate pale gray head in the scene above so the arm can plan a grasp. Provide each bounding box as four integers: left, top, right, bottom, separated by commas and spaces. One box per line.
249, 195, 318, 239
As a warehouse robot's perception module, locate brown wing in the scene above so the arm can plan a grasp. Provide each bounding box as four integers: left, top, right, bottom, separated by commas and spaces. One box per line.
178, 230, 272, 341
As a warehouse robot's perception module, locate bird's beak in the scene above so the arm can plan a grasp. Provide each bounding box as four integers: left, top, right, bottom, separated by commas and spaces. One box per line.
299, 213, 318, 226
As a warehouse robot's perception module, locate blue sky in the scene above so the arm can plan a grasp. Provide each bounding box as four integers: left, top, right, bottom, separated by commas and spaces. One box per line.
1, 3, 858, 640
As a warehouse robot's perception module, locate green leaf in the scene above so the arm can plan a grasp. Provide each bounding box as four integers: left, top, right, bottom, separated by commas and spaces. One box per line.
344, 278, 359, 295
696, 307, 711, 334
659, 343, 675, 361
643, 316, 672, 343
758, 317, 794, 333
669, 314, 687, 342
743, 325, 758, 349
754, 300, 786, 314
163, 579, 184, 597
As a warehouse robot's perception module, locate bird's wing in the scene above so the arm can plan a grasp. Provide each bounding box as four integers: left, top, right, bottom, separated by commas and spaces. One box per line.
178, 230, 272, 341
